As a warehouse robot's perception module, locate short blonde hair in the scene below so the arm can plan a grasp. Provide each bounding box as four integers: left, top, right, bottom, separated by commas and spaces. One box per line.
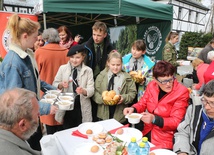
192, 58, 204, 69
106, 50, 122, 69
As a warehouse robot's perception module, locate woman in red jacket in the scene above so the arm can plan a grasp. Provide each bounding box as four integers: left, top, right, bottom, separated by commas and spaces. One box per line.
124, 61, 189, 150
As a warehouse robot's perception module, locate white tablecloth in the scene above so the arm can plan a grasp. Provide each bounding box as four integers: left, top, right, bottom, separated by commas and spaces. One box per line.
40, 119, 123, 155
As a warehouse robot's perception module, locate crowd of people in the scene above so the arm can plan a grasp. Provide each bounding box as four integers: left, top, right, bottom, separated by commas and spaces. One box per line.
0, 13, 214, 155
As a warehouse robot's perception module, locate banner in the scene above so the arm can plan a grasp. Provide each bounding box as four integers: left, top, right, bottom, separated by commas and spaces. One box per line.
137, 21, 171, 61
0, 12, 38, 59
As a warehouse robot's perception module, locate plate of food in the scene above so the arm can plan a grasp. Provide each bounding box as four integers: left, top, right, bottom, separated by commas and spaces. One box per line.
150, 149, 176, 155
78, 122, 104, 136
115, 127, 142, 144
104, 141, 128, 155
73, 142, 104, 155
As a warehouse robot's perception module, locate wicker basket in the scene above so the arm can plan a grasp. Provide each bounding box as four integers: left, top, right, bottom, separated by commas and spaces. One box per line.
131, 75, 145, 83
103, 96, 121, 106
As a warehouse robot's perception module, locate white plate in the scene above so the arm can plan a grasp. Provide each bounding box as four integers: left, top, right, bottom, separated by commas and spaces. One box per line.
151, 149, 176, 155
73, 142, 103, 155
115, 127, 142, 143
78, 122, 104, 135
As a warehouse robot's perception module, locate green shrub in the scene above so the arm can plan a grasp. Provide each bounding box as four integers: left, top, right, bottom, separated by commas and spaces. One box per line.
179, 32, 213, 59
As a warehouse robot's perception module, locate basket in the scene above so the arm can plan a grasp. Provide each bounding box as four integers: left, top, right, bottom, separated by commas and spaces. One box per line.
103, 96, 121, 106
131, 76, 145, 83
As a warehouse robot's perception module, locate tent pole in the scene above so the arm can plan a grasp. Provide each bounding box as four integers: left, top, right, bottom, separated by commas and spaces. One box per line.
43, 13, 47, 30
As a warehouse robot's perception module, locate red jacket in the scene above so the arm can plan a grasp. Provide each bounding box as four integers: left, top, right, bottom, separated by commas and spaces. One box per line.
195, 63, 209, 90
204, 61, 214, 84
133, 80, 189, 149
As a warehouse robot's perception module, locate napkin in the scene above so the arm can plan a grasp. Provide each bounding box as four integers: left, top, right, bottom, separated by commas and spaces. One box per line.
71, 130, 88, 139
108, 124, 129, 134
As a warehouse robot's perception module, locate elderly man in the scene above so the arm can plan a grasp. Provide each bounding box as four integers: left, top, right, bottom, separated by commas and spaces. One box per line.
0, 88, 40, 155
174, 80, 214, 155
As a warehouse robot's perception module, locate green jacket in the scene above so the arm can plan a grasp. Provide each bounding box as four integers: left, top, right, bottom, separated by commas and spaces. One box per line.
162, 42, 179, 67
93, 68, 137, 123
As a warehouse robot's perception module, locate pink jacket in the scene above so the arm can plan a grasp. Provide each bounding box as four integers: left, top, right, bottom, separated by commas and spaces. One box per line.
204, 61, 214, 84
133, 80, 189, 149
195, 63, 209, 90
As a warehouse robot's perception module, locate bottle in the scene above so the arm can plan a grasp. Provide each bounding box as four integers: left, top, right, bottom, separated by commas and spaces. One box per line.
142, 137, 150, 154
128, 137, 138, 155
136, 142, 147, 155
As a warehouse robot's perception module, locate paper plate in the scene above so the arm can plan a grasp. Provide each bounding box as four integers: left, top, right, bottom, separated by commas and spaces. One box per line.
150, 149, 176, 155
77, 122, 104, 135
73, 142, 103, 155
115, 127, 142, 143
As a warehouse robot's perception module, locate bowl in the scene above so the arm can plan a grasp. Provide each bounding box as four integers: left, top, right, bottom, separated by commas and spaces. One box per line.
59, 95, 74, 101
44, 94, 57, 100
40, 99, 55, 105
125, 113, 142, 124
57, 100, 74, 110
47, 90, 61, 95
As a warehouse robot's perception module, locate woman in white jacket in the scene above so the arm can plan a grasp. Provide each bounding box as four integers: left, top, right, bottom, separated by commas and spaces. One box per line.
53, 44, 94, 129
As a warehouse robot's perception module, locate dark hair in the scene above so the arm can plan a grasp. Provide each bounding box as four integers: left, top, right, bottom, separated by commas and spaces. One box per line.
203, 80, 214, 97
58, 26, 73, 42
165, 31, 179, 42
153, 61, 175, 78
132, 40, 146, 51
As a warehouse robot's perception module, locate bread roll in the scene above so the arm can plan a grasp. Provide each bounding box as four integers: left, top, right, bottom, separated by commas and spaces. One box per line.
129, 71, 138, 76
98, 132, 107, 139
105, 136, 113, 143
91, 145, 99, 153
113, 95, 120, 101
108, 90, 116, 99
102, 91, 108, 98
96, 138, 105, 144
103, 96, 112, 101
86, 129, 93, 134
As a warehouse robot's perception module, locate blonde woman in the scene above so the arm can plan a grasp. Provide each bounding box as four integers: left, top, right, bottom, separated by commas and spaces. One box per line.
191, 58, 209, 90
0, 13, 57, 151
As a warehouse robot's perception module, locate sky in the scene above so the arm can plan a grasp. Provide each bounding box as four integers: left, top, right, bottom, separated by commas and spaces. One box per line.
201, 0, 212, 7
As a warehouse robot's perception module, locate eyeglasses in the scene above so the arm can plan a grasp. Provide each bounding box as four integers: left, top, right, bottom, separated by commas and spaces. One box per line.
201, 97, 214, 108
156, 77, 174, 85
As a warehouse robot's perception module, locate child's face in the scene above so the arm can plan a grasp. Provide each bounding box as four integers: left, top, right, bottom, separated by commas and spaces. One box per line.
131, 46, 145, 59
69, 53, 85, 67
107, 58, 122, 74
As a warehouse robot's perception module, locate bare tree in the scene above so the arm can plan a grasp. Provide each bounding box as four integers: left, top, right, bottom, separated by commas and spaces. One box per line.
210, 3, 214, 34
